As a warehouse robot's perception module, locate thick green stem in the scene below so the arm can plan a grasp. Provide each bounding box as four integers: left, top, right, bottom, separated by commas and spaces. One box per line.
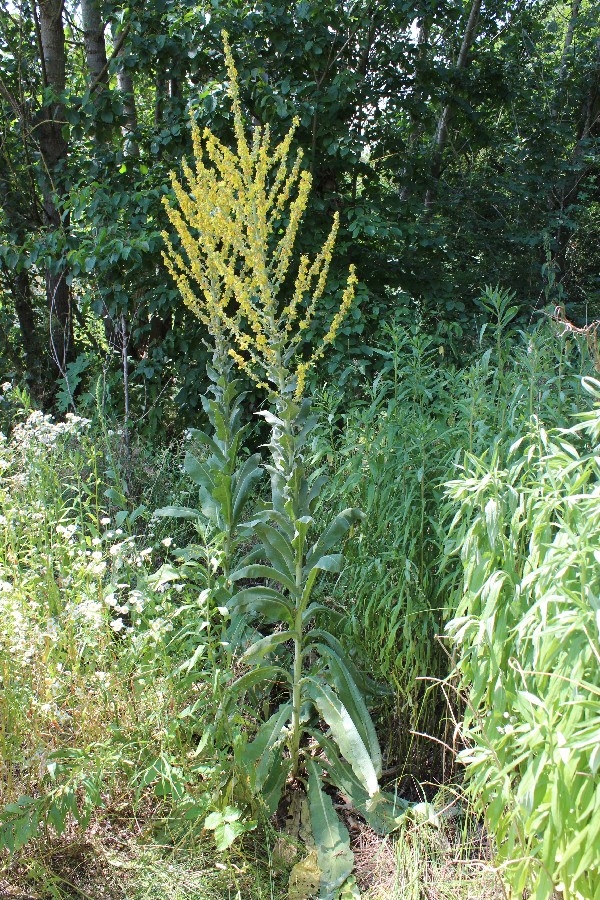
275, 380, 305, 779
290, 554, 304, 778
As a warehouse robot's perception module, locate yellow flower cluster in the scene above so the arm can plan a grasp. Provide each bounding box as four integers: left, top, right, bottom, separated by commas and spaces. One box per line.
162, 31, 357, 399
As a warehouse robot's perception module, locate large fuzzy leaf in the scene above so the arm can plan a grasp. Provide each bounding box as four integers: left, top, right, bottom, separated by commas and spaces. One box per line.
232, 454, 263, 525
308, 628, 391, 700
154, 505, 201, 520
311, 641, 382, 778
186, 428, 226, 463
300, 555, 343, 612
260, 749, 291, 816
229, 665, 291, 698
231, 564, 299, 596
228, 586, 295, 626
238, 702, 292, 792
254, 523, 296, 576
302, 604, 345, 629
305, 509, 363, 572
184, 452, 216, 493
307, 759, 354, 899
242, 630, 294, 664
305, 678, 379, 797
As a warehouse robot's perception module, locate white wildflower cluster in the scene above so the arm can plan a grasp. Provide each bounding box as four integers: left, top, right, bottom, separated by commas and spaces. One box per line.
11, 410, 91, 451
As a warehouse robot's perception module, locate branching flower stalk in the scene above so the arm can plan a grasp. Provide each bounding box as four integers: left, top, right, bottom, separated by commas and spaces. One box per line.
161, 35, 357, 407
162, 35, 399, 891
162, 33, 358, 766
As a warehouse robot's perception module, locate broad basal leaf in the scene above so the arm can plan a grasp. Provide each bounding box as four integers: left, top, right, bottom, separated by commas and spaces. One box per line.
312, 641, 382, 778
307, 759, 354, 900
238, 702, 292, 792
305, 679, 379, 797
228, 586, 295, 626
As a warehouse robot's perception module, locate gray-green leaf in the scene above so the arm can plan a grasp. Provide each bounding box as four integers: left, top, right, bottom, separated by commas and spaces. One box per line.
307, 759, 354, 900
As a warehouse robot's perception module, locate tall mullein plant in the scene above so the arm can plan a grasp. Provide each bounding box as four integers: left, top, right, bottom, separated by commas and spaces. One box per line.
163, 33, 402, 892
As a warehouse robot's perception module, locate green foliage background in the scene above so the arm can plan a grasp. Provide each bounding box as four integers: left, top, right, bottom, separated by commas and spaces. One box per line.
1, 0, 599, 419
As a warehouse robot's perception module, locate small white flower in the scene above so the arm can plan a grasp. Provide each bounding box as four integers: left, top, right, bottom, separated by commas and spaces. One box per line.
110, 617, 124, 632
100, 517, 111, 526
161, 537, 173, 548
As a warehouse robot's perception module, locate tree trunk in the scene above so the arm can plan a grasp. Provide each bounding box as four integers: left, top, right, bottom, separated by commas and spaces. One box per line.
112, 22, 139, 157
36, 0, 74, 376
154, 76, 166, 127
557, 0, 581, 85
12, 268, 49, 404
399, 16, 431, 203
424, 0, 482, 209
551, 35, 600, 285
81, 0, 109, 86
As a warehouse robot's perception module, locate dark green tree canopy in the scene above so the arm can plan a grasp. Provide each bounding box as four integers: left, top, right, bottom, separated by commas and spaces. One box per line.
1, 0, 598, 420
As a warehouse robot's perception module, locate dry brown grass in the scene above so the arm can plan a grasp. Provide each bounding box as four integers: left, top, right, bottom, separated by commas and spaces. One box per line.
354, 805, 506, 900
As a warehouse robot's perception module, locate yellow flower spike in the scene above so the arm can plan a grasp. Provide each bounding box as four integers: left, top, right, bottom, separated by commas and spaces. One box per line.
323, 265, 358, 346
272, 170, 311, 286
294, 361, 310, 400
222, 32, 253, 181
282, 254, 310, 334
163, 34, 358, 397
191, 122, 203, 174
271, 151, 305, 222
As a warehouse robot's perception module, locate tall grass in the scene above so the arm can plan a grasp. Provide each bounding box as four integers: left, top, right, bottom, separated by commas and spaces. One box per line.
309, 301, 595, 787
444, 380, 600, 900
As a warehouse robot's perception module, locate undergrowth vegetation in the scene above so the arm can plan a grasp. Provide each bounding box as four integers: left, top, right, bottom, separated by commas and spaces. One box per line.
2, 303, 598, 898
